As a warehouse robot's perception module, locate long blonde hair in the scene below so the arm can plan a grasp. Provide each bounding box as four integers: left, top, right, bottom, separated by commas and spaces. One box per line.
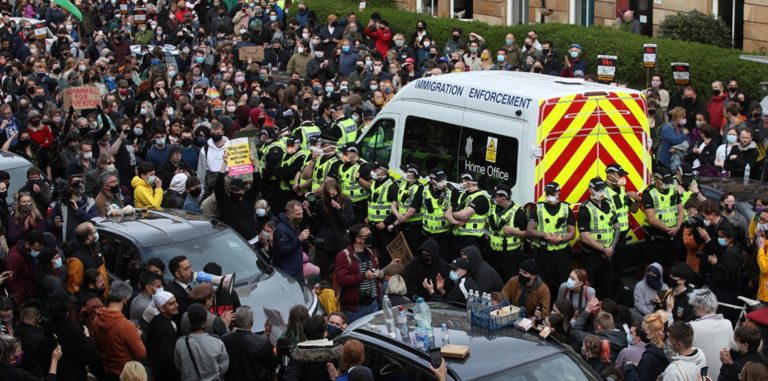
13, 193, 42, 225
120, 361, 148, 381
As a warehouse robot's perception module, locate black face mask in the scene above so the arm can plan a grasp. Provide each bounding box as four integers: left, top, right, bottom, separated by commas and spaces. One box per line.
519, 274, 532, 284
728, 87, 738, 93
363, 235, 373, 247
19, 139, 30, 146
712, 89, 721, 96
109, 185, 120, 194
211, 134, 223, 142
0, 191, 7, 199
452, 34, 459, 41
229, 191, 243, 201
542, 48, 550, 55
683, 97, 694, 105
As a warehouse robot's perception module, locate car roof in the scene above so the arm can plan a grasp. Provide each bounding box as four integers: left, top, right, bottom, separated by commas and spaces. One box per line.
698, 177, 767, 206
93, 209, 227, 247
0, 150, 34, 171
345, 303, 567, 380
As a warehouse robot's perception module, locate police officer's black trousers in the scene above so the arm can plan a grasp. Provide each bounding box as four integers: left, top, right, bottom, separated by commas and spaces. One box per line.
536, 247, 571, 302
584, 249, 615, 299
426, 232, 454, 263
371, 223, 395, 268
351, 201, 368, 225
486, 249, 521, 282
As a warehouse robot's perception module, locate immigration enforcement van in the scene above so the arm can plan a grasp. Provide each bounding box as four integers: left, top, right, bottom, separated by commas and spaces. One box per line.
357, 71, 652, 243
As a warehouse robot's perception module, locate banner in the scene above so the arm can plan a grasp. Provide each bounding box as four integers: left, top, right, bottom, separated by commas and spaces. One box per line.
33, 22, 46, 40
62, 86, 101, 110
642, 44, 657, 69
119, 0, 129, 14
596, 55, 618, 83
671, 62, 690, 86
134, 7, 147, 24
238, 46, 264, 62
54, 0, 83, 21
226, 138, 254, 176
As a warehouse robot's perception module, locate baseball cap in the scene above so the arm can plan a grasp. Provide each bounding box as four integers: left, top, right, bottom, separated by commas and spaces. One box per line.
544, 182, 560, 194
493, 183, 512, 198
460, 170, 480, 182
400, 163, 420, 176
606, 163, 628, 176
654, 166, 674, 184
570, 43, 582, 50
428, 168, 447, 182
588, 178, 606, 191
450, 257, 469, 271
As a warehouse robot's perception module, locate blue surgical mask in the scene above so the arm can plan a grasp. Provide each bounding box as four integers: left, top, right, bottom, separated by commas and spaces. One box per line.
449, 270, 460, 282
93, 231, 100, 242
717, 237, 728, 247
342, 46, 350, 53
53, 257, 63, 269
195, 56, 205, 64
497, 55, 505, 63
29, 250, 40, 258
150, 58, 161, 66
566, 278, 577, 289
726, 135, 737, 144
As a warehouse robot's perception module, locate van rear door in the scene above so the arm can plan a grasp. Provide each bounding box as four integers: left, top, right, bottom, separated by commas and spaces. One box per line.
535, 92, 651, 206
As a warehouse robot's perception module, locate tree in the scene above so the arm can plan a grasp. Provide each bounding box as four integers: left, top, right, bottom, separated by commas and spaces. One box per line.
659, 10, 731, 48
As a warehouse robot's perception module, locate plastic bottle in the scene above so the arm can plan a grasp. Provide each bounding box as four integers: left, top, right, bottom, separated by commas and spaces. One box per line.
441, 323, 450, 345
466, 289, 474, 319
414, 297, 433, 351
382, 295, 395, 336
396, 306, 408, 342
744, 164, 751, 185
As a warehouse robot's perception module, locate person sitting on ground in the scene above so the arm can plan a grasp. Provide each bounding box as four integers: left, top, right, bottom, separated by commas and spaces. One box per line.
501, 259, 551, 319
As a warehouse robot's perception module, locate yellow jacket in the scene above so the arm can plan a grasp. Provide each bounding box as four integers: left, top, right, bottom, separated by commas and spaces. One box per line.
758, 244, 768, 302
131, 176, 163, 209
316, 288, 339, 315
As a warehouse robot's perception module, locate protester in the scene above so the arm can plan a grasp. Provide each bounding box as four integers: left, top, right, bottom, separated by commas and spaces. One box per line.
222, 306, 278, 381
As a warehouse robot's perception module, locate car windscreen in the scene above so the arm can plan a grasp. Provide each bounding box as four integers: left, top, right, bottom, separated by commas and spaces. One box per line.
483, 352, 598, 381
144, 229, 263, 284
5, 164, 33, 197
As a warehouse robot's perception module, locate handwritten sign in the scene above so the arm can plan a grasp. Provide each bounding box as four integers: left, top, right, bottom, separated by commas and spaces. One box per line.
671, 62, 690, 86
33, 23, 46, 40
238, 46, 264, 62
62, 86, 101, 110
134, 7, 147, 24
642, 44, 657, 69
596, 55, 618, 83
386, 232, 413, 264
119, 0, 129, 14
226, 138, 254, 176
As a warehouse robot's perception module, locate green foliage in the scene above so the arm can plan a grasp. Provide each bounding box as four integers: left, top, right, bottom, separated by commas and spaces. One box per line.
304, 0, 768, 99
659, 10, 731, 49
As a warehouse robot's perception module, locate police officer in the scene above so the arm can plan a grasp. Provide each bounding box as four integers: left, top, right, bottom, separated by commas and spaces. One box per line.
487, 183, 528, 281
527, 182, 575, 297
338, 143, 371, 224
642, 166, 684, 268
578, 178, 620, 299
328, 103, 358, 147
367, 160, 399, 267
260, 127, 286, 212
605, 163, 642, 299
421, 168, 454, 262
391, 163, 424, 248
446, 171, 490, 252
292, 109, 322, 151
305, 128, 342, 194
276, 135, 307, 207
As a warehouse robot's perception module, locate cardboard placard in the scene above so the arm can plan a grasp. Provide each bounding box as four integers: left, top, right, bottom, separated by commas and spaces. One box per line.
33, 23, 46, 40
119, 0, 129, 14
671, 62, 690, 86
386, 232, 413, 263
134, 7, 147, 24
238, 46, 264, 62
642, 44, 657, 69
596, 55, 618, 83
62, 86, 101, 110
226, 138, 254, 176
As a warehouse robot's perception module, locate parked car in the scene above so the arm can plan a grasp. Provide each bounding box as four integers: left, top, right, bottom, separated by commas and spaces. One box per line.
92, 209, 321, 329
697, 176, 763, 223
338, 303, 601, 381
0, 149, 44, 200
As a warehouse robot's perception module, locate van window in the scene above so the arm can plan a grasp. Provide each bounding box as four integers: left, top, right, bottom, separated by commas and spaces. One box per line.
402, 116, 462, 180
360, 118, 395, 163
459, 126, 519, 190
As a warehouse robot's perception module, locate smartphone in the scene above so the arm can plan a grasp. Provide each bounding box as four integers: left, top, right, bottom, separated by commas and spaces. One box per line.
429, 347, 442, 369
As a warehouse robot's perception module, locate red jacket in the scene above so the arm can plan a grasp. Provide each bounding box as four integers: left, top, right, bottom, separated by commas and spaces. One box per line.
364, 26, 393, 59
92, 308, 147, 375
707, 94, 728, 130
5, 243, 39, 304
334, 246, 381, 312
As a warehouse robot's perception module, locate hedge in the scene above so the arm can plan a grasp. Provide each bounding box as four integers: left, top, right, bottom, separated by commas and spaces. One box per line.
304, 0, 768, 100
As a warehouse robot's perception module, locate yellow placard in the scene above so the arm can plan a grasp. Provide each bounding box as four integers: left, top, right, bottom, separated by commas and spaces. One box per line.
486, 136, 497, 163
226, 138, 253, 176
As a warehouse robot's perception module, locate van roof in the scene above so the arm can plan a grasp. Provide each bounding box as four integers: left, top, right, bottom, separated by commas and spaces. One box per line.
395, 71, 644, 105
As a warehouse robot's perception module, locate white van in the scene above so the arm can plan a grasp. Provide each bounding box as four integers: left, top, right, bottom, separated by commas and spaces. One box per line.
357, 71, 652, 240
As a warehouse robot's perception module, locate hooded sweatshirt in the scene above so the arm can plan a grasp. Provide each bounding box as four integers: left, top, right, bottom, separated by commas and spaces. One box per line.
405, 239, 451, 299
461, 246, 503, 293
661, 348, 707, 381
634, 263, 669, 316
623, 344, 669, 381
283, 339, 342, 381
131, 175, 163, 209
196, 136, 230, 190
91, 307, 147, 375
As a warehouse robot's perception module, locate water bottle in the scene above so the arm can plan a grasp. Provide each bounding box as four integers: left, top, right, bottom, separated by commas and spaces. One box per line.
744, 164, 751, 185
414, 297, 433, 351
396, 306, 408, 342
519, 306, 527, 320
441, 323, 450, 345
466, 289, 474, 319
382, 295, 395, 336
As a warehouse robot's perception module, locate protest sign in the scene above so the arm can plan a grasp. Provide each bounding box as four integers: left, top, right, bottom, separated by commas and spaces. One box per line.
134, 7, 147, 24
226, 138, 254, 176
671, 63, 691, 86
596, 55, 618, 83
643, 44, 657, 69
238, 46, 264, 62
62, 86, 101, 110
34, 23, 46, 40
386, 232, 413, 264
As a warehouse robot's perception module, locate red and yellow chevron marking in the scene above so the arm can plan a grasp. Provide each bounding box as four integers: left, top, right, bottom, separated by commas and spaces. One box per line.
535, 92, 652, 243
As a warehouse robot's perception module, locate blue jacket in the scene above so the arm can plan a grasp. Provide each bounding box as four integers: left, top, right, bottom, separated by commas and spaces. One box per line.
182, 195, 201, 214
622, 344, 669, 381
271, 213, 303, 282
657, 122, 686, 169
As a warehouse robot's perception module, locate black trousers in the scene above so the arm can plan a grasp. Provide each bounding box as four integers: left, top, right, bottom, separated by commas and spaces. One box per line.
371, 223, 395, 268
611, 231, 629, 298
486, 248, 522, 282
584, 249, 615, 299
397, 222, 425, 254
536, 246, 572, 301
351, 201, 368, 225
425, 232, 455, 263
647, 233, 681, 273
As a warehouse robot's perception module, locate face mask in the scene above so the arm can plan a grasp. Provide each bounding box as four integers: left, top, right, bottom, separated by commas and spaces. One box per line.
363, 235, 374, 247
724, 204, 735, 213
151, 58, 161, 66
497, 54, 506, 63
155, 138, 165, 146
195, 56, 205, 64
53, 257, 63, 269
327, 324, 343, 339
449, 270, 460, 282
226, 105, 237, 113
325, 86, 334, 93
505, 38, 514, 45
20, 204, 32, 213
314, 51, 324, 58
591, 190, 605, 201
29, 249, 40, 258
570, 51, 579, 58
168, 70, 177, 78
140, 107, 149, 115
270, 15, 277, 21
256, 208, 267, 217
395, 40, 404, 48
82, 152, 93, 160
518, 274, 532, 284
134, 128, 144, 136
365, 59, 373, 67
565, 278, 577, 289
235, 75, 246, 83
694, 120, 705, 128
717, 237, 728, 247
546, 195, 558, 204
726, 135, 737, 144
423, 41, 431, 47
0, 191, 7, 199
469, 47, 478, 53
370, 85, 379, 91
211, 134, 224, 142
679, 118, 687, 126
146, 175, 156, 186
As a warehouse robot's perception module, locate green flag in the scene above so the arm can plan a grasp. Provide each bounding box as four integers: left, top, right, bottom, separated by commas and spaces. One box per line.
54, 0, 83, 21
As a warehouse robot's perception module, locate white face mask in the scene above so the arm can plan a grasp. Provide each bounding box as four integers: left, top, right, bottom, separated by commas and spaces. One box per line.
226, 106, 237, 113
546, 195, 557, 204
106, 164, 116, 172
256, 208, 267, 217
370, 171, 379, 180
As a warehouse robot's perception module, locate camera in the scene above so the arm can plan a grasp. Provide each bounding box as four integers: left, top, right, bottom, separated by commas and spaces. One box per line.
686, 214, 706, 229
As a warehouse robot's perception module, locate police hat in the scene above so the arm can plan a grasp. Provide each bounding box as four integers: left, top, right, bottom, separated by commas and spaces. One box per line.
428, 168, 447, 182
372, 160, 389, 170
342, 142, 359, 153
319, 126, 342, 143
654, 166, 674, 184
678, 162, 697, 179
606, 163, 628, 176
544, 182, 560, 194
260, 127, 278, 139
588, 178, 606, 191
400, 163, 420, 176
460, 170, 480, 182
494, 183, 512, 198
